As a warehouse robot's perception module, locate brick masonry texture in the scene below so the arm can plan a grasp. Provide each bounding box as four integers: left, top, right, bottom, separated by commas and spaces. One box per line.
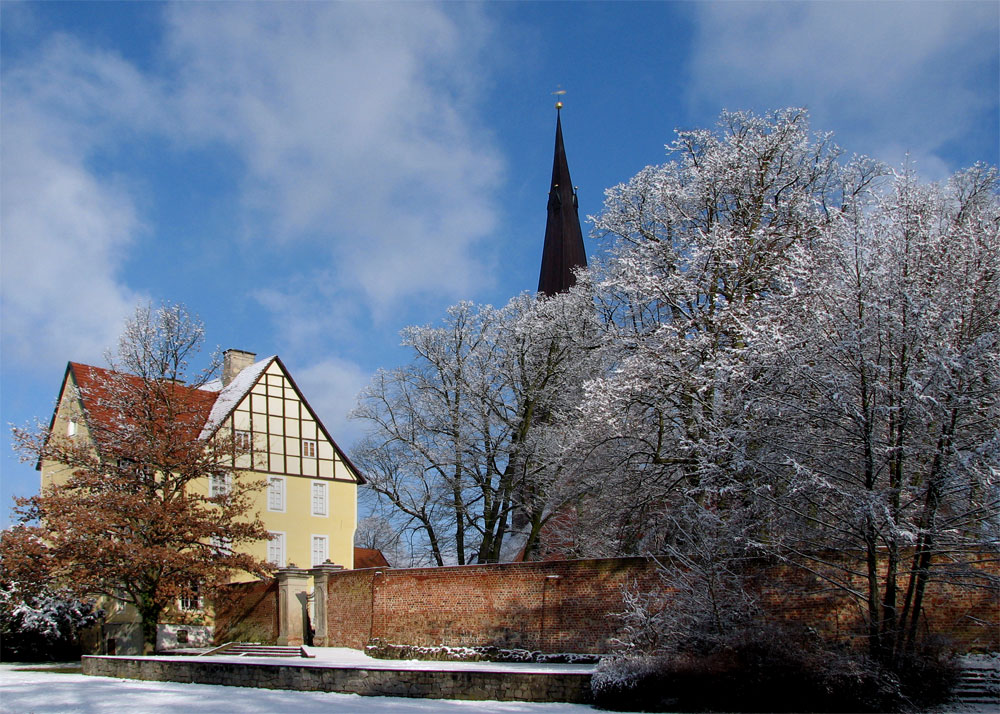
81, 656, 594, 703
321, 556, 998, 654
215, 555, 998, 656
213, 580, 279, 645
355, 558, 662, 653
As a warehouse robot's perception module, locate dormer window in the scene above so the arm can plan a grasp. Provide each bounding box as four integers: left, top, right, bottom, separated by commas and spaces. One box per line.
302, 439, 317, 458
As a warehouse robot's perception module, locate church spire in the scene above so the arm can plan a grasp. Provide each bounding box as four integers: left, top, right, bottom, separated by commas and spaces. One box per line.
537, 103, 587, 296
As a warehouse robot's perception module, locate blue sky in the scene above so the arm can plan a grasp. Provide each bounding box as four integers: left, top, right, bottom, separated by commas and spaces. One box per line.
2, 1, 997, 528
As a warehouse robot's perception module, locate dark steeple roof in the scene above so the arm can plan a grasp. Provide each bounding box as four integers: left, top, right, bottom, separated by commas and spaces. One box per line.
537, 107, 587, 296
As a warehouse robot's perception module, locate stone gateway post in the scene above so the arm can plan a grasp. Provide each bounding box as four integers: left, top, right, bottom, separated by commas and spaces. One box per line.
308, 562, 344, 647
275, 566, 311, 646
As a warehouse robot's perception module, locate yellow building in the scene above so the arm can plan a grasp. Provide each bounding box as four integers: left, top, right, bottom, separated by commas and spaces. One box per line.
40, 349, 363, 651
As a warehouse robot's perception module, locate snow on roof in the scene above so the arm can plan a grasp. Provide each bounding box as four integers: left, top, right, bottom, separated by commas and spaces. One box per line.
198, 356, 276, 440
199, 378, 223, 392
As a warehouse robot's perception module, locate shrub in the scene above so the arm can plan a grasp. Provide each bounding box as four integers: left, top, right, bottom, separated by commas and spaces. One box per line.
364, 639, 601, 664
592, 623, 955, 712
0, 589, 102, 662
892, 636, 960, 709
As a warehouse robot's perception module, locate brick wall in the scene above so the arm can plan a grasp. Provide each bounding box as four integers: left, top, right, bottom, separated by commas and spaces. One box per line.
325, 558, 661, 652
753, 556, 1000, 653
211, 556, 996, 654
322, 556, 998, 654
325, 568, 379, 648
213, 579, 279, 645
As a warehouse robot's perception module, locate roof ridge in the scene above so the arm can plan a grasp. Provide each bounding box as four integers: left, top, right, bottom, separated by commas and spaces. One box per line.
198, 356, 276, 440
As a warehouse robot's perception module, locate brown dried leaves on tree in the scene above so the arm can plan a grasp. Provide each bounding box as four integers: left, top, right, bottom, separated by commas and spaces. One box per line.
4, 304, 272, 653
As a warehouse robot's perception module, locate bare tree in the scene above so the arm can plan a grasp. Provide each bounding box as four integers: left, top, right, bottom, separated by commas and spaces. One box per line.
352, 289, 599, 565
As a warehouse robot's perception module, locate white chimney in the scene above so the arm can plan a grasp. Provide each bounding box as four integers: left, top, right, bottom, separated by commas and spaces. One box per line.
222, 349, 256, 387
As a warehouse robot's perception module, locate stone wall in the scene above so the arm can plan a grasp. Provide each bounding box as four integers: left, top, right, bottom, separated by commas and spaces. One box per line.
81, 656, 593, 703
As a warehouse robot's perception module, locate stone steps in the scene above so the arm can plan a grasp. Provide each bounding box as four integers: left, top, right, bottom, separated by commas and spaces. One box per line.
950, 658, 999, 707
202, 642, 310, 658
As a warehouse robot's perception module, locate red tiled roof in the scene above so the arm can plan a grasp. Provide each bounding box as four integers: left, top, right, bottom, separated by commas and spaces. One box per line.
353, 547, 390, 569
68, 362, 220, 455
57, 359, 365, 485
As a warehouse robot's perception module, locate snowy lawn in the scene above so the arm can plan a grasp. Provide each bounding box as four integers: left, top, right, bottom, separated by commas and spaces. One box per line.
0, 663, 598, 714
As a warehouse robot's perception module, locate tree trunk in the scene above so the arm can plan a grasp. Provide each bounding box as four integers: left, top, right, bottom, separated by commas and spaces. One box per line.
900, 409, 957, 653
136, 598, 163, 655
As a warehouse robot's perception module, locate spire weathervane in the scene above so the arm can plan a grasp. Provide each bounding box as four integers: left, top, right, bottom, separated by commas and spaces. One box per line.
538, 87, 586, 296
552, 86, 566, 110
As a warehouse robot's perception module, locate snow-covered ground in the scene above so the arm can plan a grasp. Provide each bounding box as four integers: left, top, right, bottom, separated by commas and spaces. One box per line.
0, 662, 597, 714
4, 649, 992, 714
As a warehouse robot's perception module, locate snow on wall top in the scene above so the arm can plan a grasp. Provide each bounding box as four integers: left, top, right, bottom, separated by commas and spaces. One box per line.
198, 356, 276, 440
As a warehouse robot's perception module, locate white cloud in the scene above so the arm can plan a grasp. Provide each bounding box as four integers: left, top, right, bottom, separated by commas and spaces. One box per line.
1, 4, 504, 373
0, 37, 152, 369
162, 2, 504, 313
686, 2, 998, 176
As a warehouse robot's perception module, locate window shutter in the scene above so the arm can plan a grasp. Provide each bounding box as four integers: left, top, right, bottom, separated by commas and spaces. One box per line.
311, 482, 327, 516
268, 532, 285, 567
311, 536, 328, 567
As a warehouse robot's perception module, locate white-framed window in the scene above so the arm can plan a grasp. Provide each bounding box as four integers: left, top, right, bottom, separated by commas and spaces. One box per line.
67, 418, 78, 437
235, 430, 252, 450
267, 476, 285, 512
210, 535, 232, 554
179, 583, 202, 611
311, 481, 328, 516
302, 439, 317, 458
209, 473, 231, 497
311, 535, 329, 567
267, 531, 286, 567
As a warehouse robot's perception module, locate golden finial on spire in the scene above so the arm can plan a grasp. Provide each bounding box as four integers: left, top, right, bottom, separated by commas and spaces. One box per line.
552, 86, 566, 110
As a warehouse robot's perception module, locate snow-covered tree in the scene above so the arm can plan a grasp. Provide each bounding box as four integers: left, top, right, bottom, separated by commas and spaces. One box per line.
560, 108, 868, 557
749, 162, 1000, 659
560, 109, 997, 658
7, 304, 272, 654
0, 534, 102, 661
352, 287, 599, 565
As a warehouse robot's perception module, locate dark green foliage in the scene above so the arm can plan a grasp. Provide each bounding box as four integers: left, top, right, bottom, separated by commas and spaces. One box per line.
0, 588, 102, 662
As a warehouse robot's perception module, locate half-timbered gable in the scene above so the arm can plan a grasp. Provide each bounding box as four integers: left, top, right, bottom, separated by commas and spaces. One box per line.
40, 351, 362, 574
207, 358, 357, 483
197, 354, 362, 571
